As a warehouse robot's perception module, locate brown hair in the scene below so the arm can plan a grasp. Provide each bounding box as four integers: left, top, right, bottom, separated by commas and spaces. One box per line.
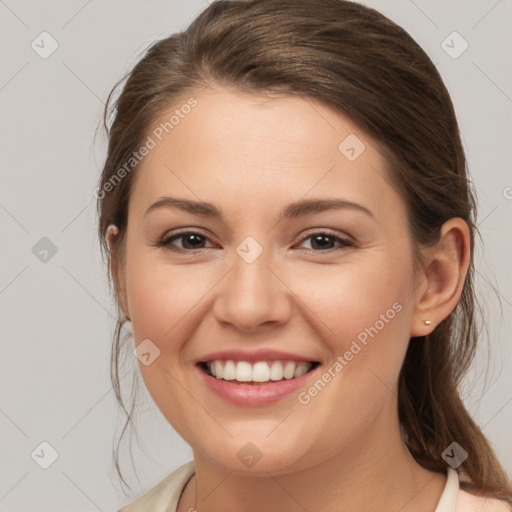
96, 0, 512, 501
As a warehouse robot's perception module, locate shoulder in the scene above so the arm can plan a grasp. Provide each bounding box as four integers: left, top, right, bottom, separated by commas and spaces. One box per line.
456, 488, 511, 512
116, 460, 196, 512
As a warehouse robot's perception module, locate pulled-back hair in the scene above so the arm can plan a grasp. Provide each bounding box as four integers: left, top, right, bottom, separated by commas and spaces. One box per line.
96, 0, 512, 501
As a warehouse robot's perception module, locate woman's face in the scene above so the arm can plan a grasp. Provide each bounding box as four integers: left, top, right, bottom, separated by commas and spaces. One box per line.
119, 87, 426, 474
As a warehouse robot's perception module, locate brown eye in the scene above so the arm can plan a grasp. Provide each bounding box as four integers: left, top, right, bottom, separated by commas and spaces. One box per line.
158, 231, 214, 252
298, 232, 354, 252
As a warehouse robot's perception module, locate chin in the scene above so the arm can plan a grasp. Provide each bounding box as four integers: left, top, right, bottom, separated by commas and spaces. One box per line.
192, 434, 318, 477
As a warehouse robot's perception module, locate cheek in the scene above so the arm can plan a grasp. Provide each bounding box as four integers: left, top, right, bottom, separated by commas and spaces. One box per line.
123, 250, 213, 431
292, 249, 414, 346
125, 250, 209, 341
290, 250, 415, 409
284, 255, 414, 447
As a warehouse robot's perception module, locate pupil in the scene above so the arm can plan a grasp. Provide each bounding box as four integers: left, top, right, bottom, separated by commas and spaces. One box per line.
311, 235, 333, 250
183, 234, 204, 249
180, 234, 335, 250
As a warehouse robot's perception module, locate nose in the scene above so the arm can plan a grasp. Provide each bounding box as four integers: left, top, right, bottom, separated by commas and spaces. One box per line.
212, 246, 292, 332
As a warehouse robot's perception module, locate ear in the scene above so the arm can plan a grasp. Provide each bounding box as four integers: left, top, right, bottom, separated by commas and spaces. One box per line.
410, 218, 471, 337
106, 225, 130, 321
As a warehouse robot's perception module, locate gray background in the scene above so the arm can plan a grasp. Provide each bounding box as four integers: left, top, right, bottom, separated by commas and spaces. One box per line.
0, 0, 511, 510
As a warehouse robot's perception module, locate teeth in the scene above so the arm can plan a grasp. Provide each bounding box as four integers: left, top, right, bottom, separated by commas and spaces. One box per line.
269, 361, 283, 381
252, 362, 270, 382
205, 360, 314, 383
223, 360, 236, 380
236, 361, 252, 382
283, 361, 295, 379
294, 362, 310, 378
213, 361, 223, 378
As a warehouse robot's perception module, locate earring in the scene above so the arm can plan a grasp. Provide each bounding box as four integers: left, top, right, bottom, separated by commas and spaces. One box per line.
424, 320, 432, 326
107, 224, 119, 238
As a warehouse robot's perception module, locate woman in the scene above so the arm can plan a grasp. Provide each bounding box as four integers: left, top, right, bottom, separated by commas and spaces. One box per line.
96, 0, 512, 510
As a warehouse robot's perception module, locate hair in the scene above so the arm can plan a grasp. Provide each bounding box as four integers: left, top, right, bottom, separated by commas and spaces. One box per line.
96, 0, 512, 502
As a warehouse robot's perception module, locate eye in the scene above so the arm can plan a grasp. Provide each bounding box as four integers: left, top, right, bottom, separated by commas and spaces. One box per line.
156, 230, 215, 252
155, 229, 354, 254
297, 231, 354, 252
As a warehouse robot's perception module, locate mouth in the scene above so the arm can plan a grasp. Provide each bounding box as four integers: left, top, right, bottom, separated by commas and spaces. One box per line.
198, 359, 321, 385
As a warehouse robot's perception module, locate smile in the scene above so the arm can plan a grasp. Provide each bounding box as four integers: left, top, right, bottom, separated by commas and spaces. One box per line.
196, 359, 321, 406
202, 359, 318, 383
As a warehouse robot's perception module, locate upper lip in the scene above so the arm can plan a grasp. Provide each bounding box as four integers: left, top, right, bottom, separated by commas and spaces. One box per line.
195, 348, 319, 364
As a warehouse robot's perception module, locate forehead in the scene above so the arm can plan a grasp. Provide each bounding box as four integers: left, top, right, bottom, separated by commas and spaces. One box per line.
128, 87, 403, 223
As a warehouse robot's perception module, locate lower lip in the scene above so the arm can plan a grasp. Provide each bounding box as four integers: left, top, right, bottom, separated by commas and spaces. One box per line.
196, 364, 318, 407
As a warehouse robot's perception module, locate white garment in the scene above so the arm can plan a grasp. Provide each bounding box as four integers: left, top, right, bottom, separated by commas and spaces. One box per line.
116, 460, 510, 512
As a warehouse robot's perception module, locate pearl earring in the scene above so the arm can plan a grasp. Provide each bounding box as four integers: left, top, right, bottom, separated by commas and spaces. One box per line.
424, 320, 432, 326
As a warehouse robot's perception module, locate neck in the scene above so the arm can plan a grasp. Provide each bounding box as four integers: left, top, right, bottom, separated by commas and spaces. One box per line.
177, 409, 446, 512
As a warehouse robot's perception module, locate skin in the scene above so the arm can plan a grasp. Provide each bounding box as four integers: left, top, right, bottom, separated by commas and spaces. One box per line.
109, 87, 470, 512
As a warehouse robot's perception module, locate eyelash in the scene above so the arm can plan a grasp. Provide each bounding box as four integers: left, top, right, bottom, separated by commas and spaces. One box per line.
155, 229, 355, 254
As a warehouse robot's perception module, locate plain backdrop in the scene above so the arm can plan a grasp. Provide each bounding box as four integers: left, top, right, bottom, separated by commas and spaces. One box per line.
0, 1, 511, 510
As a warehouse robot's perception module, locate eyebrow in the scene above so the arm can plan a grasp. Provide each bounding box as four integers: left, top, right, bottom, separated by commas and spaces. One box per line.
144, 196, 374, 220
